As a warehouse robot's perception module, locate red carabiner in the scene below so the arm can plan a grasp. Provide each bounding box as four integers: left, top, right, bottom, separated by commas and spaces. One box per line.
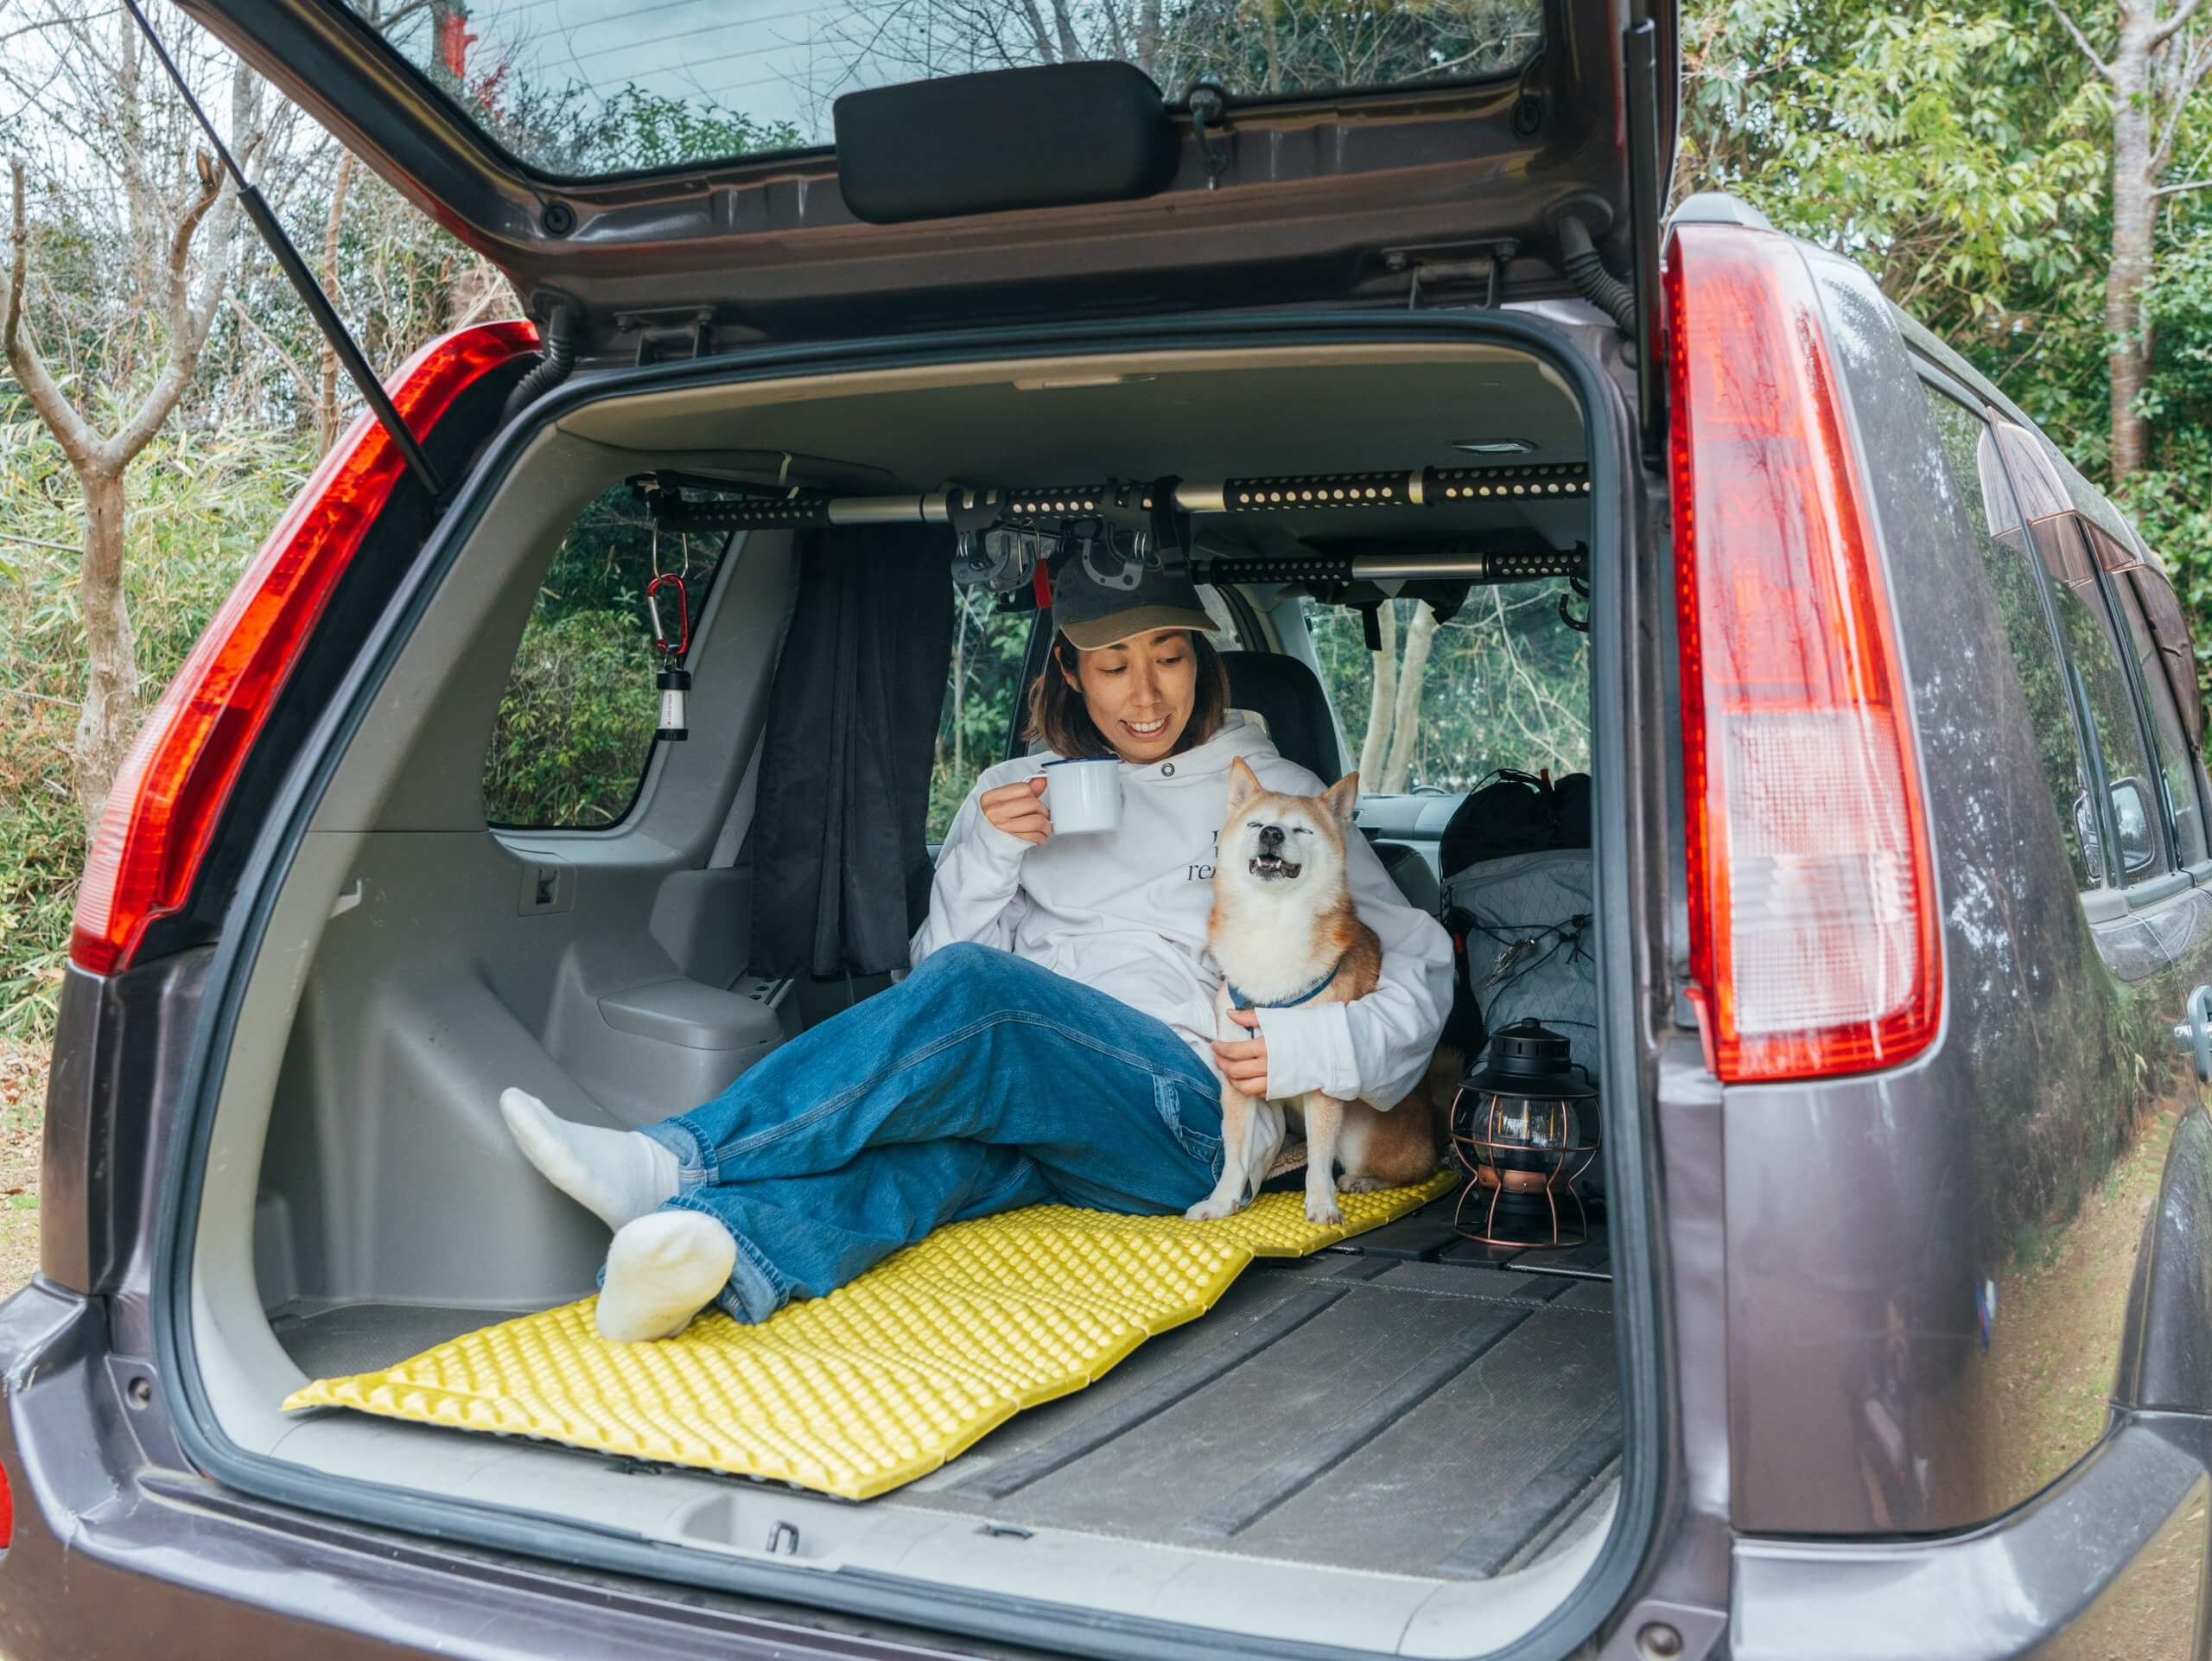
645, 572, 690, 658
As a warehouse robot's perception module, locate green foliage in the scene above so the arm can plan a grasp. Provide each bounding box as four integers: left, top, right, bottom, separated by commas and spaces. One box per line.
2124, 235, 2212, 685
1154, 0, 1540, 97
551, 86, 807, 175
1306, 586, 1590, 788
481, 608, 663, 829
1681, 3, 2114, 455
403, 34, 807, 175
0, 415, 308, 1035
929, 592, 1038, 840
482, 487, 731, 830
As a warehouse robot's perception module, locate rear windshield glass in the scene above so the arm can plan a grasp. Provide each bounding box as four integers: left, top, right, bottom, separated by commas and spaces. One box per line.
343, 0, 1545, 177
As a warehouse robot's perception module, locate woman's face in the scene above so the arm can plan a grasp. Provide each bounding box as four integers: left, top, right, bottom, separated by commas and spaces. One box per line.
1065, 629, 1198, 765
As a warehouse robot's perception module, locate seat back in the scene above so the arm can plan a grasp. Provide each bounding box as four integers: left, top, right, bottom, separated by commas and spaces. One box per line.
1221, 652, 1345, 784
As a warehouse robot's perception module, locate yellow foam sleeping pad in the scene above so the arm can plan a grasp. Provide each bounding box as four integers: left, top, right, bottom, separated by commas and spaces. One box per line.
285, 1171, 1457, 1500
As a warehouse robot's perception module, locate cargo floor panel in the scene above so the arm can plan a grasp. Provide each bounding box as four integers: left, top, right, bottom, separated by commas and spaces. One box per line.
266, 1195, 1619, 1576
270, 1301, 521, 1379
904, 1259, 1620, 1575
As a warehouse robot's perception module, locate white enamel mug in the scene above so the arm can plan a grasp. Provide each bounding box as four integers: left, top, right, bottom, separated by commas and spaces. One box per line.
1041, 757, 1123, 836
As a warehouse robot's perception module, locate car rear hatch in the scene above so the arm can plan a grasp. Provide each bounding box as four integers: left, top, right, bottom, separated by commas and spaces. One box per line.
172, 0, 1675, 358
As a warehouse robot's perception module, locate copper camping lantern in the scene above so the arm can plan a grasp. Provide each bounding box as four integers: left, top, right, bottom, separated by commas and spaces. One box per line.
1451, 1019, 1599, 1250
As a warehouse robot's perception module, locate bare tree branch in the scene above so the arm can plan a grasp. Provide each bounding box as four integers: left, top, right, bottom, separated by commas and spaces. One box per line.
1, 162, 99, 471
1046, 0, 1081, 60
224, 292, 317, 408
2152, 29, 2212, 167
2045, 0, 2115, 81
2152, 0, 2207, 48
1014, 0, 1056, 61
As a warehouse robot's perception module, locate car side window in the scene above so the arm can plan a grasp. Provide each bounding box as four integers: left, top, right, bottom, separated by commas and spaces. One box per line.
1918, 386, 2103, 888
2084, 525, 2209, 869
482, 487, 734, 830
2033, 518, 2173, 884
930, 589, 1038, 841
1301, 582, 1592, 791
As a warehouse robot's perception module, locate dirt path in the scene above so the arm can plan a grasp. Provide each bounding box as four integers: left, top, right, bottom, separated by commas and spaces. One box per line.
0, 1041, 47, 1299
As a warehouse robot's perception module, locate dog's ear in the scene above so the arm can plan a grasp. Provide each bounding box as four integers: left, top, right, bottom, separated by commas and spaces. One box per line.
1321, 771, 1360, 826
1226, 755, 1262, 813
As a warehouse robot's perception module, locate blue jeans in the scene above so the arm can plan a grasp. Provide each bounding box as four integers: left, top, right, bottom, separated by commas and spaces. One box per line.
639, 942, 1227, 1324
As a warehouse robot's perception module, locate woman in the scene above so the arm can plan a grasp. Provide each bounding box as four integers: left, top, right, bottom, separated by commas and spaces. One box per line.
501, 564, 1454, 1340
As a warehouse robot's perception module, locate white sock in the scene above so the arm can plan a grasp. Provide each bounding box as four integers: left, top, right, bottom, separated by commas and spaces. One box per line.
499, 1087, 680, 1233
596, 1211, 738, 1341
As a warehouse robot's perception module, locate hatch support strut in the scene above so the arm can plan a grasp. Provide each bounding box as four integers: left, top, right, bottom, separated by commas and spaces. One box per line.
118, 0, 446, 501
1623, 17, 1668, 466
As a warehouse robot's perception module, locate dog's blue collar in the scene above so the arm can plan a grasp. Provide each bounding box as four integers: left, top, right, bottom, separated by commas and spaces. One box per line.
1228, 957, 1344, 1012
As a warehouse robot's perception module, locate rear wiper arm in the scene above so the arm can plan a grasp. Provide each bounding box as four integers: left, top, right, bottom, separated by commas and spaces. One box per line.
119, 0, 445, 501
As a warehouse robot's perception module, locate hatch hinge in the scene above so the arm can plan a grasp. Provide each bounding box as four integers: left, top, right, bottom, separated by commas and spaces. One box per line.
1383, 240, 1520, 310
615, 307, 717, 367
1185, 80, 1232, 189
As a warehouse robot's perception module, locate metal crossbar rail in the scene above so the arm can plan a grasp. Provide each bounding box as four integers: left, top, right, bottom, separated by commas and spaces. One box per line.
640, 461, 1592, 534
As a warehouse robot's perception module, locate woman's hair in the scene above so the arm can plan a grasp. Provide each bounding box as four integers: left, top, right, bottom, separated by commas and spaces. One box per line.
1021, 629, 1233, 760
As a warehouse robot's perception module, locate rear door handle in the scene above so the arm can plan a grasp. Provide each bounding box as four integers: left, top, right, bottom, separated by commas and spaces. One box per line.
2174, 984, 2212, 1083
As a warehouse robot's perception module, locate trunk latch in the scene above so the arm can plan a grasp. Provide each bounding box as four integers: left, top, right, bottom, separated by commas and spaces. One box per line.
1382, 241, 1520, 309
615, 307, 716, 366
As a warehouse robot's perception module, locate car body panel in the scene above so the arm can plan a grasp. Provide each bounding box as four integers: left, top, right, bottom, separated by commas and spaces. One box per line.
1719, 240, 2212, 1546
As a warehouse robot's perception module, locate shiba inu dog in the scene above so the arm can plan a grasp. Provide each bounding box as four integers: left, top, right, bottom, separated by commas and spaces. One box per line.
1188, 756, 1456, 1225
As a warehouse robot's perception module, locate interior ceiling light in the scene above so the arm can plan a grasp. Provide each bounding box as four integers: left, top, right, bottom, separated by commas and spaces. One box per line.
1453, 438, 1536, 454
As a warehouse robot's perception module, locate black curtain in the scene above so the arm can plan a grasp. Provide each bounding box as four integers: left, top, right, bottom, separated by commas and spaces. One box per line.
747, 525, 956, 977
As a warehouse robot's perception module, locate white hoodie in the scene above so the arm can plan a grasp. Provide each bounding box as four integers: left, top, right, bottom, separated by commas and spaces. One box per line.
909, 713, 1455, 1107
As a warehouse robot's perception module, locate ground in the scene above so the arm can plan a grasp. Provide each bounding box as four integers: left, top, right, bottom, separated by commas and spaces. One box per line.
0, 1040, 42, 1302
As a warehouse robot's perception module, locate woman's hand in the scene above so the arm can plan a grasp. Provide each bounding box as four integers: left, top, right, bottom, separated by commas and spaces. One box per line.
1213, 1006, 1271, 1096
981, 775, 1052, 845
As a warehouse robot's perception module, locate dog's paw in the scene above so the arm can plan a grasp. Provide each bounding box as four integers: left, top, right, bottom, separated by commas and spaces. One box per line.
1304, 1193, 1343, 1226
1185, 1194, 1243, 1222
1337, 1174, 1389, 1193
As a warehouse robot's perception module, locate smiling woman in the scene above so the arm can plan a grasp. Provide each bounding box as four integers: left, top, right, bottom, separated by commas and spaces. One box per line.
1027, 565, 1230, 764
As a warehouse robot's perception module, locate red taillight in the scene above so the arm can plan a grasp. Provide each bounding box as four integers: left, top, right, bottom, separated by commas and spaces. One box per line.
1667, 225, 1940, 1084
0, 1458, 12, 1551
70, 320, 539, 976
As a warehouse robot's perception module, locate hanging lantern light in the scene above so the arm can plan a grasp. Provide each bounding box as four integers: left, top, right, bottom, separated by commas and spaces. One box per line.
1451, 1019, 1600, 1250
645, 572, 690, 741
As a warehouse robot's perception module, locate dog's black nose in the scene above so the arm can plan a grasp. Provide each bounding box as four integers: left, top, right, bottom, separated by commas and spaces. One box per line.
1258, 824, 1286, 850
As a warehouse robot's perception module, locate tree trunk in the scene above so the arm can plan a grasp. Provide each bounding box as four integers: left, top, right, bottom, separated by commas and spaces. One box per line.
1357, 602, 1396, 784
316, 151, 355, 455
2108, 28, 2155, 481
1137, 0, 1160, 74
1381, 602, 1438, 793
73, 468, 137, 824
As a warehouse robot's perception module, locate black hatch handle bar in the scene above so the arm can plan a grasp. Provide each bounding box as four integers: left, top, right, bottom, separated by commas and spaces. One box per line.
120, 0, 445, 502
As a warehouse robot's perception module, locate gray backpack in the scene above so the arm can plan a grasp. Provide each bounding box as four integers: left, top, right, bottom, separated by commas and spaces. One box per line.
1441, 848, 1601, 1193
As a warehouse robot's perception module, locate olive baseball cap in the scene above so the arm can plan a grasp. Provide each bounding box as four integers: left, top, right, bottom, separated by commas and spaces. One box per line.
1051, 559, 1215, 649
